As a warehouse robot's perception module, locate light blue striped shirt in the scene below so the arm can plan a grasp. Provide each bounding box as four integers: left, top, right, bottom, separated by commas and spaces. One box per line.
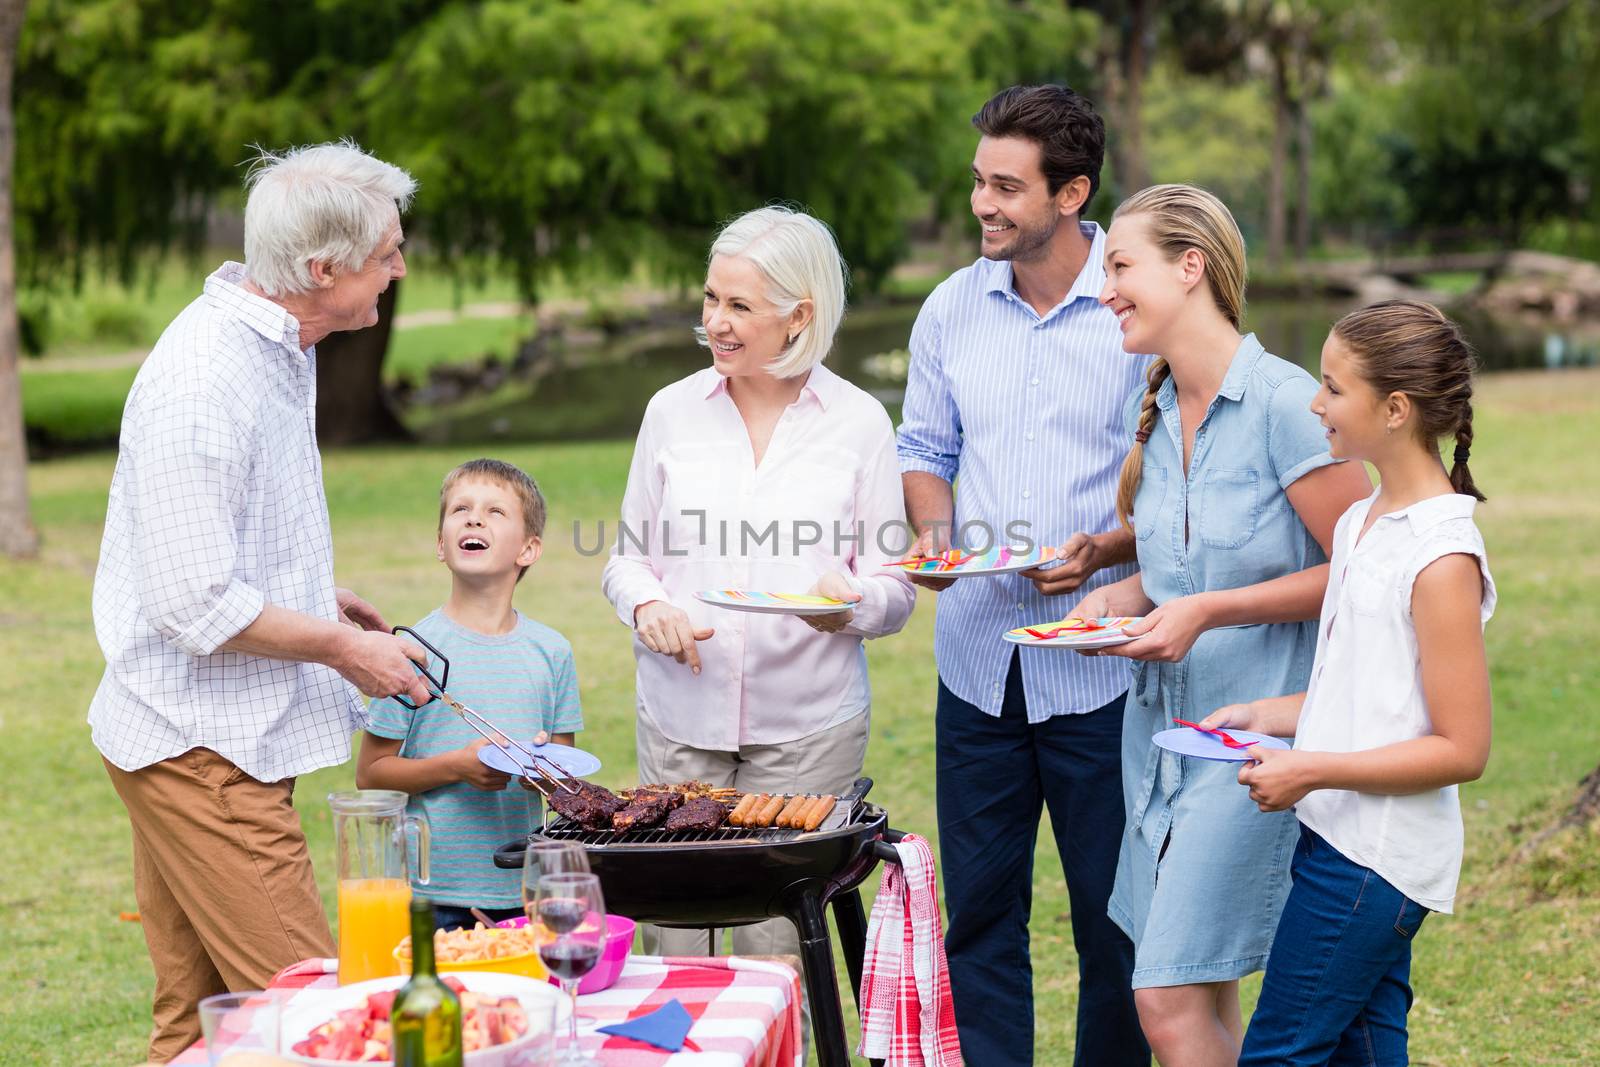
896, 222, 1154, 721
368, 609, 583, 908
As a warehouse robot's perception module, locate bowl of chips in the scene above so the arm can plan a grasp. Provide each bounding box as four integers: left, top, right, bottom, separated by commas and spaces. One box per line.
394, 922, 551, 980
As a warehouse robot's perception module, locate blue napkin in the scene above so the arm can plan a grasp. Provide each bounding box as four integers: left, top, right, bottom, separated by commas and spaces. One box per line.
596, 997, 694, 1051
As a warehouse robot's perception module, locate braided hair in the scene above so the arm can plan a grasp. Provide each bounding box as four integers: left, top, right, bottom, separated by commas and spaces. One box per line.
1331, 300, 1486, 501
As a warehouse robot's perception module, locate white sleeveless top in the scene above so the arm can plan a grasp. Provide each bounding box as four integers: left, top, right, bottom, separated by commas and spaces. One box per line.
1293, 490, 1495, 913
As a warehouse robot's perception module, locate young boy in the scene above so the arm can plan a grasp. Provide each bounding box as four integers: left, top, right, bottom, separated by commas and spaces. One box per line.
357, 458, 583, 931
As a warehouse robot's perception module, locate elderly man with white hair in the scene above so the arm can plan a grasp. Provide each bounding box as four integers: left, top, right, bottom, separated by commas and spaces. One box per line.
88, 140, 433, 1062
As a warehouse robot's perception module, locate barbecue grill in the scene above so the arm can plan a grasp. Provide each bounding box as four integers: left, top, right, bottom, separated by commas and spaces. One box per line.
494, 777, 906, 1067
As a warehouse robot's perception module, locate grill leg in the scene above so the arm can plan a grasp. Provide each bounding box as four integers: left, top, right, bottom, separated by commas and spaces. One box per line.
791, 893, 851, 1067
831, 888, 869, 1009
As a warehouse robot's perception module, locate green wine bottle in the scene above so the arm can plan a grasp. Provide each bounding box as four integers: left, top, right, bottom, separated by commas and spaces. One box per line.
392, 896, 463, 1067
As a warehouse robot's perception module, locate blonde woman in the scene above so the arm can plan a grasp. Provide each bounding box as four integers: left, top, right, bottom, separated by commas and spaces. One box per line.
1071, 185, 1372, 1066
601, 206, 915, 965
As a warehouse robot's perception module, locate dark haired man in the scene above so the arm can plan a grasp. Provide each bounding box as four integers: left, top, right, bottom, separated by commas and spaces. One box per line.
896, 84, 1153, 1064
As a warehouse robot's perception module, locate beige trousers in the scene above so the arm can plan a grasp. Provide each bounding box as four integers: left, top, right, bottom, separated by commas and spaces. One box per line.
104, 749, 336, 1063
633, 709, 870, 960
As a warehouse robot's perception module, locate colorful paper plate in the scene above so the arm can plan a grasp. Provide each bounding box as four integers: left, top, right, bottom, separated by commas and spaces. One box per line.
693, 589, 854, 615
477, 740, 602, 780
1003, 617, 1142, 648
1152, 726, 1290, 762
883, 545, 1059, 578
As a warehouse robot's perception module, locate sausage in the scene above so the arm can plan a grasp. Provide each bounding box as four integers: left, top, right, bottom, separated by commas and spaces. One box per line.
802, 796, 836, 832
740, 794, 771, 827
789, 795, 824, 829
728, 792, 759, 826
776, 794, 810, 828
753, 794, 786, 828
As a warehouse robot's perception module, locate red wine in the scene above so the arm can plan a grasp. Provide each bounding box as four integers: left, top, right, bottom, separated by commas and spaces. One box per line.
537, 898, 587, 935
540, 939, 601, 980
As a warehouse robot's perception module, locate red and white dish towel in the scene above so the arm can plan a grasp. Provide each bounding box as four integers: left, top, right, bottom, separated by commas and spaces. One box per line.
856, 833, 963, 1066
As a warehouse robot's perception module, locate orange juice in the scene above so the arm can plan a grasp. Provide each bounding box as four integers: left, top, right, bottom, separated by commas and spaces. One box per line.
337, 877, 411, 984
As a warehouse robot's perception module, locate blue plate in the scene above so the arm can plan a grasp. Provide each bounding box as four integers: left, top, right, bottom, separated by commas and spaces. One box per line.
1152, 726, 1290, 763
477, 740, 602, 779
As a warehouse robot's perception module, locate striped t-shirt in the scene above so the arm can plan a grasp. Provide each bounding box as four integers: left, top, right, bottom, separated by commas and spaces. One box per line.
367, 608, 584, 908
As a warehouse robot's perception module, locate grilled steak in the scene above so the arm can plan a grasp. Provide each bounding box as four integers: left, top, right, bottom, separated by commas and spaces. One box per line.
662, 796, 731, 833
612, 788, 684, 831
549, 780, 627, 831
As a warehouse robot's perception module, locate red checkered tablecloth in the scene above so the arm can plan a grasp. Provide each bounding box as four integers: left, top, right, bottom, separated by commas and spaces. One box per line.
173, 955, 802, 1066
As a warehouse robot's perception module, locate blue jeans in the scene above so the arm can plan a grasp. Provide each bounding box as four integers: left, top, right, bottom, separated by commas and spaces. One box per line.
936, 652, 1147, 1066
432, 903, 523, 932
1240, 826, 1429, 1066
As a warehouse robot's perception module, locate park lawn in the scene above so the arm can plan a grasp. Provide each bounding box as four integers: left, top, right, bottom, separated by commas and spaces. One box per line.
1, 371, 1597, 1065
384, 314, 534, 382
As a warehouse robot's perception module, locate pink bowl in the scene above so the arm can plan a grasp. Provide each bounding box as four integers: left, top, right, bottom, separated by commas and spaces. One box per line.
497, 913, 636, 994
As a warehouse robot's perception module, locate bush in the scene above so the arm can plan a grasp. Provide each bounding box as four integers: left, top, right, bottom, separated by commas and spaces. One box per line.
85, 302, 150, 347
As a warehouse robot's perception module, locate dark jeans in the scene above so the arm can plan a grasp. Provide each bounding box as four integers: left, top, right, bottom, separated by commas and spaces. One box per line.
936, 652, 1148, 1066
1240, 827, 1429, 1066
432, 903, 524, 932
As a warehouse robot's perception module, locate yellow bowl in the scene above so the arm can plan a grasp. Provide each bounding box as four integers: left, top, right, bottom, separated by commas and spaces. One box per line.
393, 929, 550, 981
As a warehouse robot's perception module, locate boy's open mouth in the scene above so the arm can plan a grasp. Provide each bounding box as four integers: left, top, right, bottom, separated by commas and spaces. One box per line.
458, 536, 489, 553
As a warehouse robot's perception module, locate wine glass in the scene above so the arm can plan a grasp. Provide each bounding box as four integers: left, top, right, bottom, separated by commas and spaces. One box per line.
521, 837, 589, 918
535, 872, 606, 1065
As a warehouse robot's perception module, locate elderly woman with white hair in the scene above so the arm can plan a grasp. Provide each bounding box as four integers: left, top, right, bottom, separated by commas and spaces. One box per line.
88, 140, 433, 1062
601, 206, 916, 955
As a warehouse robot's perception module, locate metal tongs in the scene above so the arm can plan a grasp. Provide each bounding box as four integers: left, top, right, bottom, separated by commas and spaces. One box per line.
392, 626, 580, 795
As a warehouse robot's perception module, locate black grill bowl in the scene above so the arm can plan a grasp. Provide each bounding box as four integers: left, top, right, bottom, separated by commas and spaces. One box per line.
491, 783, 903, 1066
493, 801, 888, 926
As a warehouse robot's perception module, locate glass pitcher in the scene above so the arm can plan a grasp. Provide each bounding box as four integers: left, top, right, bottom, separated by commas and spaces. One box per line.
329, 790, 431, 985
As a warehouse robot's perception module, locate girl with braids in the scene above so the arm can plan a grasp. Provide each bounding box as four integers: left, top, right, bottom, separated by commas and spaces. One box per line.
1199, 300, 1495, 1066
1070, 184, 1373, 1066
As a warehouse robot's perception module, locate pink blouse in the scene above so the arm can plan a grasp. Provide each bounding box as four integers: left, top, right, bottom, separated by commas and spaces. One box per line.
601, 365, 916, 749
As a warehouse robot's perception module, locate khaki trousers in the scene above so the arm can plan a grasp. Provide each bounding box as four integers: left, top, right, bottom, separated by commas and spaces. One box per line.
104, 748, 336, 1063
633, 710, 869, 961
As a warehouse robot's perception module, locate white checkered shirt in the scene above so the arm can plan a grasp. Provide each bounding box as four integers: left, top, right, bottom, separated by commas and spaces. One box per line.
88, 262, 364, 782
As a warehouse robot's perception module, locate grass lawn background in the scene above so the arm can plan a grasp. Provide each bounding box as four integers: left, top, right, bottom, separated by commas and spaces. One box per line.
1, 369, 1596, 1064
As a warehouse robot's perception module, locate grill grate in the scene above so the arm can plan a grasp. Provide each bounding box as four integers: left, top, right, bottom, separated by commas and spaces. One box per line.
536, 800, 863, 847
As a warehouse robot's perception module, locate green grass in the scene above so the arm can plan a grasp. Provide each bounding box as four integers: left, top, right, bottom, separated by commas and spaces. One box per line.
1, 372, 1598, 1064
1418, 270, 1487, 297
385, 315, 534, 382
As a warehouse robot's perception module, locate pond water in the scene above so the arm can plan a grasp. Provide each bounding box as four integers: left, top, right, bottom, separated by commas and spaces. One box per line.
413, 295, 1597, 445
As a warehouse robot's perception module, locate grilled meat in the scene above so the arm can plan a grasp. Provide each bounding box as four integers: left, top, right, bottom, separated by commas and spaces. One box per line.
549, 780, 627, 831
662, 796, 731, 833
611, 788, 684, 831
635, 780, 740, 802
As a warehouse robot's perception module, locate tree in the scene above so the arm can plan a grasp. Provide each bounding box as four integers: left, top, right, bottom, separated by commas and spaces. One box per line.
15, 0, 444, 448
1166, 0, 1362, 267
6, 0, 1102, 521
1378, 0, 1599, 248
362, 0, 1093, 297
1255, 0, 1350, 266
1075, 0, 1158, 196
0, 0, 37, 558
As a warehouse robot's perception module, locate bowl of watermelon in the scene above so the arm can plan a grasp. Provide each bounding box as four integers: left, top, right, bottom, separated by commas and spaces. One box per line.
282, 971, 567, 1065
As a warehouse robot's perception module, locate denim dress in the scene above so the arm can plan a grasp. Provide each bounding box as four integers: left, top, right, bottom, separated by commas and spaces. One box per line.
1107, 334, 1337, 989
